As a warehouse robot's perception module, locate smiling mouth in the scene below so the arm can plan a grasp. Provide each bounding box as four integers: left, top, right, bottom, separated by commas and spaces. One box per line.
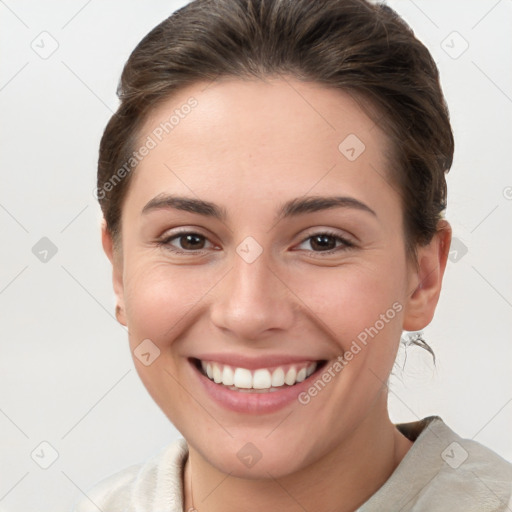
191, 358, 328, 393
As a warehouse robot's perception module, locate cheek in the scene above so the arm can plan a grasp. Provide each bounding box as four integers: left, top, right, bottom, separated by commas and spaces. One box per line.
121, 263, 206, 419
123, 262, 217, 348
289, 262, 405, 348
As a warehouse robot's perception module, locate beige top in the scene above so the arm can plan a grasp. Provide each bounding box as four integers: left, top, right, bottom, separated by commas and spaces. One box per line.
72, 416, 512, 511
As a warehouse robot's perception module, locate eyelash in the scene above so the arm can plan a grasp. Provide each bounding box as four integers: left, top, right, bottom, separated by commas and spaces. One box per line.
156, 229, 355, 256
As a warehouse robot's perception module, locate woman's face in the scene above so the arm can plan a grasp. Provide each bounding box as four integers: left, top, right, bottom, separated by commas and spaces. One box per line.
104, 77, 446, 478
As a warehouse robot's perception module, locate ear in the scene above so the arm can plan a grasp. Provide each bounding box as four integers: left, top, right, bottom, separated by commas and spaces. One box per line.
101, 218, 127, 326
402, 220, 452, 331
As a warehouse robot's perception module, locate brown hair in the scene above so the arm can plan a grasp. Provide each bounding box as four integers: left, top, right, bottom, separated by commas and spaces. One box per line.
97, 0, 454, 267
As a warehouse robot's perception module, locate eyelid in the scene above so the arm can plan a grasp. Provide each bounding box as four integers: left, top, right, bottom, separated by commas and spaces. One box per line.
298, 227, 355, 245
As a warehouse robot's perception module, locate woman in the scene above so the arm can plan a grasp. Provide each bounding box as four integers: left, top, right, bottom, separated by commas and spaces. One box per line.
75, 0, 512, 510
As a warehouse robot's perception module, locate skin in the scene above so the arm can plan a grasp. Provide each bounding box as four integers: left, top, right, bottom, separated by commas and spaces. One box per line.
102, 76, 451, 512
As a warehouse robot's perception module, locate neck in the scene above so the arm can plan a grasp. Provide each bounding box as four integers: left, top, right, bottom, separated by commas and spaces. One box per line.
183, 402, 412, 512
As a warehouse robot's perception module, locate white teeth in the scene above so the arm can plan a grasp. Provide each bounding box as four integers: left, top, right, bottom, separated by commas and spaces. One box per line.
222, 365, 234, 386
253, 369, 272, 389
212, 364, 222, 383
296, 368, 307, 383
284, 367, 297, 385
271, 367, 285, 387
198, 360, 320, 390
233, 368, 253, 389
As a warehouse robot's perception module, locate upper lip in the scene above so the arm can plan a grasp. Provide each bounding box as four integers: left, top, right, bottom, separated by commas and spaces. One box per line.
191, 353, 326, 370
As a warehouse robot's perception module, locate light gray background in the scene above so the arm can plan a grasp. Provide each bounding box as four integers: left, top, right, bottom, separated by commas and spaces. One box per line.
1, 1, 511, 511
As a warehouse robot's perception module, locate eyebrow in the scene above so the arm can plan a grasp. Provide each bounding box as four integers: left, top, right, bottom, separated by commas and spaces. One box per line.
141, 193, 377, 221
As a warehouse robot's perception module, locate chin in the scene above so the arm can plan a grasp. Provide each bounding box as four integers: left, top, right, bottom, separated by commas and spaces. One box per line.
191, 432, 316, 480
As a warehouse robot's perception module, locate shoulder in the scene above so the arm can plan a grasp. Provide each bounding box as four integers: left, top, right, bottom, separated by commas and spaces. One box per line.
427, 417, 512, 510
424, 416, 512, 475
360, 416, 512, 512
71, 438, 188, 512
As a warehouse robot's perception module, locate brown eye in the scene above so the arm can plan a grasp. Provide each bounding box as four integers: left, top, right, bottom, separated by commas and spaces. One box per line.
177, 233, 206, 250
310, 234, 337, 251
296, 231, 354, 254
159, 231, 214, 253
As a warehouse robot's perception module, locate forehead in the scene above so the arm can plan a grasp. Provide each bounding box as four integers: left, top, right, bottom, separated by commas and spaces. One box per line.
125, 77, 397, 216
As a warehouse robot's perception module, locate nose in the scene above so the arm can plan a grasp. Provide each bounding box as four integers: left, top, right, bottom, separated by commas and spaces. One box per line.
209, 249, 296, 341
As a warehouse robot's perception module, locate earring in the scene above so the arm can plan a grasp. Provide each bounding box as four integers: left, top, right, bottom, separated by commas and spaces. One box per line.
401, 331, 435, 362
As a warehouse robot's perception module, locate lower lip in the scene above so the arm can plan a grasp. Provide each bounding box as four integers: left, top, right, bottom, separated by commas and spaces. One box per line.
189, 359, 326, 414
